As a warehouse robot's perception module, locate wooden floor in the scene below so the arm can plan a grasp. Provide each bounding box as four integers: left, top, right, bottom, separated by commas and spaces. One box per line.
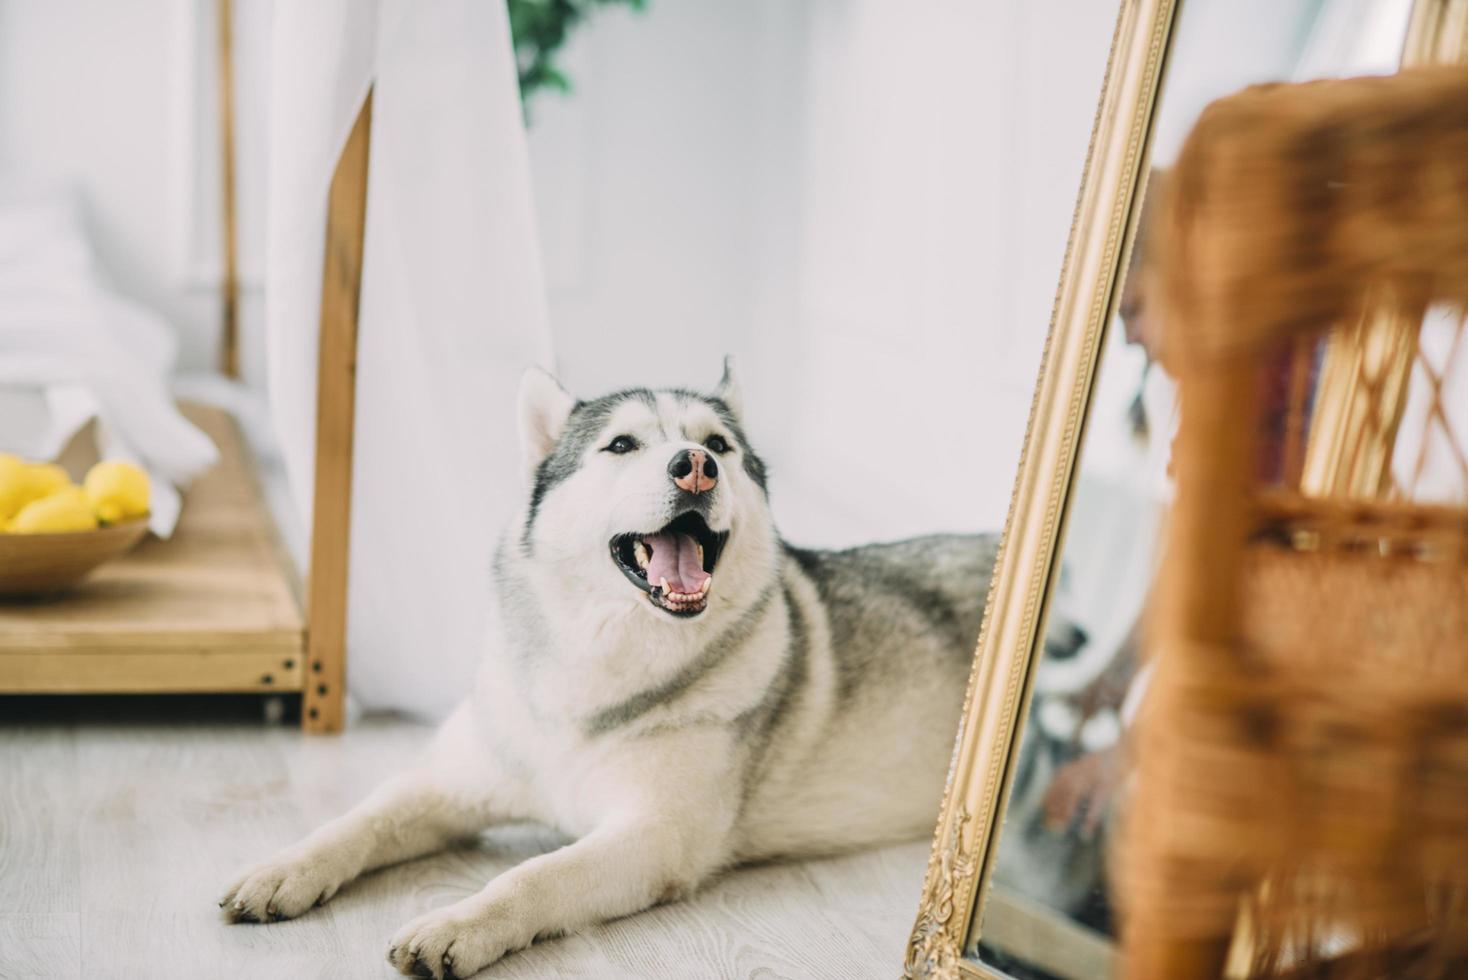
0, 696, 928, 980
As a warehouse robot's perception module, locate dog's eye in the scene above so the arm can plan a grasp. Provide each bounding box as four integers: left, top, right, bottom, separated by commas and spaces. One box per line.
603, 435, 638, 455
705, 434, 731, 454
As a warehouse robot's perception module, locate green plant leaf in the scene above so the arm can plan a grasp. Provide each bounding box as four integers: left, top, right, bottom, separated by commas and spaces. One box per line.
508, 0, 647, 122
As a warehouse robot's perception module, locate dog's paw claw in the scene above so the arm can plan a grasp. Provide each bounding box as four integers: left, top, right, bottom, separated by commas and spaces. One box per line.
218, 854, 347, 925
389, 908, 519, 978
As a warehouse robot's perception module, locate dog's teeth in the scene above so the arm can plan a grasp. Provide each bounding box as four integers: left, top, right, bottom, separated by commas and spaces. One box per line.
634, 540, 650, 569
696, 543, 704, 564
699, 577, 711, 595
659, 577, 670, 595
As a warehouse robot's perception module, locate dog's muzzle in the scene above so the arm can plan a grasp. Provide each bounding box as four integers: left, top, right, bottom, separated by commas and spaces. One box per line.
609, 511, 728, 618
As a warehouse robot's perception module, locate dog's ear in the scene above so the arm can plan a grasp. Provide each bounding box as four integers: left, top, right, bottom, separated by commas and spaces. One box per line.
714, 356, 743, 418
518, 367, 575, 471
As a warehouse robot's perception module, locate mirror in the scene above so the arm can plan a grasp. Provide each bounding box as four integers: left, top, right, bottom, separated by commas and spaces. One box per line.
904, 1, 1460, 978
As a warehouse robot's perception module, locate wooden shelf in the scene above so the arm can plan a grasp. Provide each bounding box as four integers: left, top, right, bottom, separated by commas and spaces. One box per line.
0, 404, 305, 695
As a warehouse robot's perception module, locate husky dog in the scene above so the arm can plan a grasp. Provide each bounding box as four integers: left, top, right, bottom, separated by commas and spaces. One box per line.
221, 362, 998, 979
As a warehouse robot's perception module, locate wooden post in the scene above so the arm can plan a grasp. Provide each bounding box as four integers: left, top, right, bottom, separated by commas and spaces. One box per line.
303, 90, 372, 733
216, 0, 240, 379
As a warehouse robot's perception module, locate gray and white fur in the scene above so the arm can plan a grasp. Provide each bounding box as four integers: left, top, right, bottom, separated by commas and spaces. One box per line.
220, 361, 998, 979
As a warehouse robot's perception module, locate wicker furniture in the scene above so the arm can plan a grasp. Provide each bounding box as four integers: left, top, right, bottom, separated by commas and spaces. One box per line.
1122, 67, 1468, 979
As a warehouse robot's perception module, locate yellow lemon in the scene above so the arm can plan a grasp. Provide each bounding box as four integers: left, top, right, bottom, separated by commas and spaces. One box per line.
0, 454, 34, 521
28, 462, 72, 496
0, 455, 73, 522
84, 461, 151, 524
10, 487, 99, 533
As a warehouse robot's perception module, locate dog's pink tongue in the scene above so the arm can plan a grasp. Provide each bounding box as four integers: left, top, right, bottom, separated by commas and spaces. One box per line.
644, 533, 710, 594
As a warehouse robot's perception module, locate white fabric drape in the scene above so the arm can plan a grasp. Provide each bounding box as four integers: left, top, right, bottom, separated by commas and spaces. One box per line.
266, 1, 551, 718
0, 181, 217, 535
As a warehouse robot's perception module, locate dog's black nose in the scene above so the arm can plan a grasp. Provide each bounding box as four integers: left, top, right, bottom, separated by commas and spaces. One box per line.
669, 449, 717, 494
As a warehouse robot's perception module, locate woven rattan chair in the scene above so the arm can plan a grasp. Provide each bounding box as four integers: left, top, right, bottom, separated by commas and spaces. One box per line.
1119, 67, 1468, 980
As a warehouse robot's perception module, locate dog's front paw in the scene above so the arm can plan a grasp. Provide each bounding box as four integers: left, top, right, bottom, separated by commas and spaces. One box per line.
387, 904, 524, 980
218, 851, 347, 923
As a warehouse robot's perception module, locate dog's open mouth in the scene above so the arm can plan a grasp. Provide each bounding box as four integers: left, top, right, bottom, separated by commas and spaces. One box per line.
610, 511, 728, 617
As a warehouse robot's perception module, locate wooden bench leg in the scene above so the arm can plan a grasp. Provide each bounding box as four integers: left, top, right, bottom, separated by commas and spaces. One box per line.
303, 89, 373, 733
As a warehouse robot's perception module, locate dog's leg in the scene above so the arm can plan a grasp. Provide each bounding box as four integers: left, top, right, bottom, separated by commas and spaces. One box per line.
385, 779, 735, 978
220, 706, 510, 923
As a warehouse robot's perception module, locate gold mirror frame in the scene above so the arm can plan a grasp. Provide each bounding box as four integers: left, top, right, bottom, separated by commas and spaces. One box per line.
904, 2, 1468, 978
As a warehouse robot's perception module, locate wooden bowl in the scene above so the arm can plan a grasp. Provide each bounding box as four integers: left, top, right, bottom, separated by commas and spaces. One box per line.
0, 519, 150, 597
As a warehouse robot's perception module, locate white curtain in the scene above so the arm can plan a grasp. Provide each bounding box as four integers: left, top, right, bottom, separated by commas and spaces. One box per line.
266, 1, 551, 719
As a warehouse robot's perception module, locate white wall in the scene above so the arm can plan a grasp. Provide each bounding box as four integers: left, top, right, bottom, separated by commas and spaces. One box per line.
1, 0, 1118, 548
527, 1, 792, 390
528, 0, 1116, 545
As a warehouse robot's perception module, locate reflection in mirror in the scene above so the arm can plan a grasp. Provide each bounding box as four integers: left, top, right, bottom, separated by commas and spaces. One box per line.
970, 1, 1415, 977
